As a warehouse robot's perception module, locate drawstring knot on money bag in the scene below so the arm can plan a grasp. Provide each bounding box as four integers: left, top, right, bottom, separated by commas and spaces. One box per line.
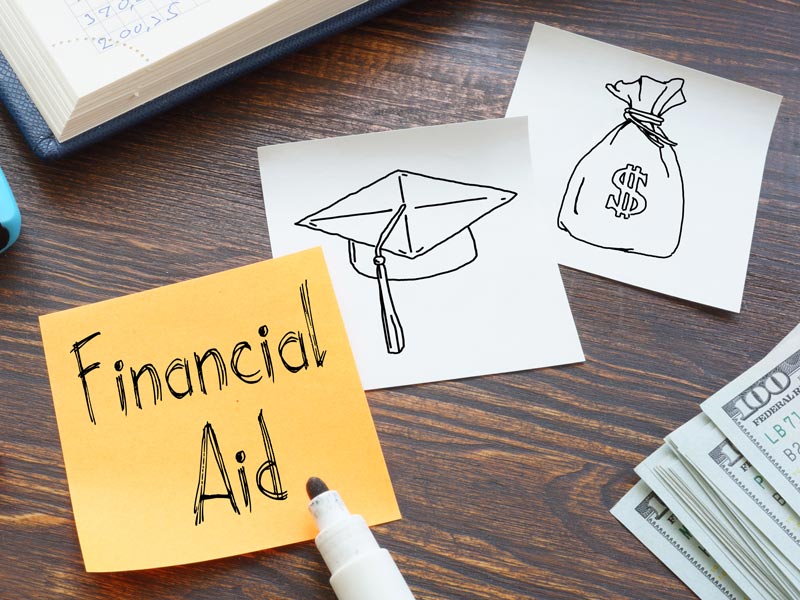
558, 76, 686, 258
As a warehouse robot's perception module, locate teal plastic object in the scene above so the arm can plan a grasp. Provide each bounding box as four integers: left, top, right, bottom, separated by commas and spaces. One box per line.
0, 166, 20, 253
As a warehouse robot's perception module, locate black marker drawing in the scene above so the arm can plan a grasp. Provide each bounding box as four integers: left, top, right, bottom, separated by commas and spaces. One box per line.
296, 170, 516, 354
68, 280, 328, 426
559, 75, 687, 258
194, 409, 287, 526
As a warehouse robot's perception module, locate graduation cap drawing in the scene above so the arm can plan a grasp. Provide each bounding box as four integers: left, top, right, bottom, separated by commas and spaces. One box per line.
296, 170, 517, 354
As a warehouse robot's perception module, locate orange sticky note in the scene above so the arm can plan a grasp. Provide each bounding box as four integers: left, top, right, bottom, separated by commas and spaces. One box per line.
39, 248, 400, 572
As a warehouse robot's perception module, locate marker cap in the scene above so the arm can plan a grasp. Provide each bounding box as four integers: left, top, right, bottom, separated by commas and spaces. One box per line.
0, 167, 21, 253
330, 547, 415, 600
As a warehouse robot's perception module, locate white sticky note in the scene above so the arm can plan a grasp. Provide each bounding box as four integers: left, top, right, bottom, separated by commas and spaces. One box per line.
259, 117, 584, 390
507, 24, 782, 312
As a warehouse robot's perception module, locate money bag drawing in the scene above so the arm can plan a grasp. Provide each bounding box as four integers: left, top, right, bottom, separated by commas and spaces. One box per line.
558, 76, 687, 258
296, 170, 516, 354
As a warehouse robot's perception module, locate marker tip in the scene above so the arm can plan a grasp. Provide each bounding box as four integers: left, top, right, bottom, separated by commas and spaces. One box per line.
306, 476, 329, 500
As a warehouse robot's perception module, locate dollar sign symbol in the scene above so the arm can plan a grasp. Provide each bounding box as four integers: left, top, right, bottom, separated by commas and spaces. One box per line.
607, 164, 648, 219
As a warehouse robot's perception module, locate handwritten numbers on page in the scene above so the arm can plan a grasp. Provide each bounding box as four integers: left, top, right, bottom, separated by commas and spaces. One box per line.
64, 0, 210, 51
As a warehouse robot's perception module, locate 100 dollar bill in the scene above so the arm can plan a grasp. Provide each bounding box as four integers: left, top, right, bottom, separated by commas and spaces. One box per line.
611, 481, 747, 600
703, 340, 800, 516
636, 445, 772, 599
667, 413, 800, 569
611, 480, 746, 600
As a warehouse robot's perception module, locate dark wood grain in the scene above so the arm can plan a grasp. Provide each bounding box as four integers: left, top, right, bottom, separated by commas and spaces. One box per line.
1, 1, 798, 598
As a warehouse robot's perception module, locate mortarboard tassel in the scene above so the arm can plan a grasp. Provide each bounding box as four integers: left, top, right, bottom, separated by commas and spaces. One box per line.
374, 204, 407, 354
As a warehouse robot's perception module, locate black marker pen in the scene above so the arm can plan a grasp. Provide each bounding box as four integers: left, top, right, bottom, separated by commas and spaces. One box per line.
306, 477, 416, 600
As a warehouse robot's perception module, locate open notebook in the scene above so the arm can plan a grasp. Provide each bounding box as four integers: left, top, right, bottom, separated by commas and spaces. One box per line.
0, 0, 408, 159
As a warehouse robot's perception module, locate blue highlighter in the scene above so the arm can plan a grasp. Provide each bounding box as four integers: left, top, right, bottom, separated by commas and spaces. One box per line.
0, 166, 20, 253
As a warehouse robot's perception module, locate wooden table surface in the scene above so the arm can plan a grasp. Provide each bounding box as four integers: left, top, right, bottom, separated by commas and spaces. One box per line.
1, 1, 798, 598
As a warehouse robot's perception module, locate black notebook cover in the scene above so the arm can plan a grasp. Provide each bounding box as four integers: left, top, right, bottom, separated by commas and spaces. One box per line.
0, 0, 409, 160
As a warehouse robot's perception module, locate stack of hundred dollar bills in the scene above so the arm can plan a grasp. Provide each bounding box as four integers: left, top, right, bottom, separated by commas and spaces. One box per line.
612, 324, 800, 600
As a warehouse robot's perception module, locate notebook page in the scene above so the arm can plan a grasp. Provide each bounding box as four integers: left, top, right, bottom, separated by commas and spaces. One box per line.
13, 0, 367, 98
11, 0, 279, 97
